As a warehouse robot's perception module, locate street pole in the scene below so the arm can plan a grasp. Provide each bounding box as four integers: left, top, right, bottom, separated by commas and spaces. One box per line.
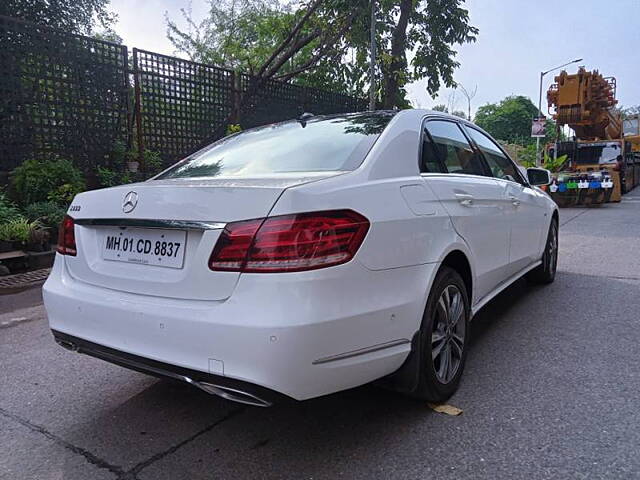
535, 58, 583, 167
536, 71, 543, 167
368, 0, 376, 111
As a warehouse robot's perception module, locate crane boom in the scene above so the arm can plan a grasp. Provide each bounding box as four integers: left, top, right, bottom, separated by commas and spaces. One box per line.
547, 67, 622, 140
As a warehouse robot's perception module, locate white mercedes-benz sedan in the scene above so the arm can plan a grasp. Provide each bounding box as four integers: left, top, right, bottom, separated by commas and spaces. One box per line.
43, 110, 558, 407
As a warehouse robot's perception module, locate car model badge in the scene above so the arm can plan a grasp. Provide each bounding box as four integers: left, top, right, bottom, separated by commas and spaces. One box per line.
122, 191, 138, 213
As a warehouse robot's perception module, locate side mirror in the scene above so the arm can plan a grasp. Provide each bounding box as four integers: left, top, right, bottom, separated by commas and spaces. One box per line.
527, 167, 552, 186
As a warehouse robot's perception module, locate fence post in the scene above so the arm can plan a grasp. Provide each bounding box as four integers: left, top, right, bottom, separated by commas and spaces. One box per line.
132, 48, 145, 171
123, 45, 134, 155
231, 70, 242, 126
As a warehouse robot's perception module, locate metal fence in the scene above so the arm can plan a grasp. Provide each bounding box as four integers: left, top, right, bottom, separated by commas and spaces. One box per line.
133, 49, 236, 163
238, 75, 367, 132
0, 15, 130, 178
0, 16, 367, 180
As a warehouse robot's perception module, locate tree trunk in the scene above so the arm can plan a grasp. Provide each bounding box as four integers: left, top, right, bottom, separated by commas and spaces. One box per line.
382, 0, 413, 109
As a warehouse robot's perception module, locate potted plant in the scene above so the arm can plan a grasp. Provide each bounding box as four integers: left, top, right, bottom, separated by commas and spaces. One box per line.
0, 218, 42, 251
0, 221, 18, 251
126, 151, 140, 173
27, 225, 51, 252
0, 193, 21, 251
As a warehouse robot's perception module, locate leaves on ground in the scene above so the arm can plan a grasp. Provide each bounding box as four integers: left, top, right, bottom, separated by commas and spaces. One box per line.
427, 403, 463, 416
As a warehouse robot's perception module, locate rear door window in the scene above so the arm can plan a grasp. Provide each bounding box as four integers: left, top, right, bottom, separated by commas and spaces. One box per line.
421, 120, 486, 176
464, 127, 526, 185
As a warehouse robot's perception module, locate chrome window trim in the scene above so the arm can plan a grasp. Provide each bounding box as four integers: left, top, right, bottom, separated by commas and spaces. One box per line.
73, 218, 226, 230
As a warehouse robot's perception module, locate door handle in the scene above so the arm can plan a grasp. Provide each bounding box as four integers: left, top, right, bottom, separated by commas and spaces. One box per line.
455, 193, 474, 206
509, 195, 521, 207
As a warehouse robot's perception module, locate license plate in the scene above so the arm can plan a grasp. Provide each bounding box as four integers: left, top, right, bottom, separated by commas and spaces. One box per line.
102, 227, 186, 269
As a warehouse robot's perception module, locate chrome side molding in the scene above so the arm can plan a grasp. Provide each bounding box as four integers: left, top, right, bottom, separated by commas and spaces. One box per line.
312, 339, 411, 365
73, 218, 226, 231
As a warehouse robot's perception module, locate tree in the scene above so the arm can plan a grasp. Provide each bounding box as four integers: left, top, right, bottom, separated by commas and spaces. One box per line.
167, 0, 361, 94
474, 95, 558, 145
0, 0, 116, 34
432, 104, 448, 112
373, 0, 477, 108
166, 0, 478, 105
93, 30, 123, 44
458, 83, 477, 121
452, 110, 466, 118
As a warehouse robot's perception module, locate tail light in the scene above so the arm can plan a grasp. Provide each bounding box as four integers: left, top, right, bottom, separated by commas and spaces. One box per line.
209, 210, 369, 273
57, 215, 77, 256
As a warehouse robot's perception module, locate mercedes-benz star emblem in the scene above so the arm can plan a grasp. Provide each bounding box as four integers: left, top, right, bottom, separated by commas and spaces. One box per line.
122, 191, 138, 213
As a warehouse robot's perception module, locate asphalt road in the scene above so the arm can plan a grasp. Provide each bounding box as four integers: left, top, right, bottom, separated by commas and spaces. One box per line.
2, 191, 640, 480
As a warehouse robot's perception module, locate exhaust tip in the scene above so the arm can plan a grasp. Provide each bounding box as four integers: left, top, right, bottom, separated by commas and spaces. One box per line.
56, 339, 79, 352
197, 381, 272, 407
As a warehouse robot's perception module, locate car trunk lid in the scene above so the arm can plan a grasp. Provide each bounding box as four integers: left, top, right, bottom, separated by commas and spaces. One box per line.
63, 174, 338, 300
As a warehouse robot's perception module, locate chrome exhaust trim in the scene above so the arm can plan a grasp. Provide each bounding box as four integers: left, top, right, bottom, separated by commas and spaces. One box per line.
53, 333, 274, 408
55, 338, 79, 352
189, 380, 272, 407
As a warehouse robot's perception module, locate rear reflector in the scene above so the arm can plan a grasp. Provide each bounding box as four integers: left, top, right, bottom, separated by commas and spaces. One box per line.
57, 215, 77, 256
209, 210, 369, 273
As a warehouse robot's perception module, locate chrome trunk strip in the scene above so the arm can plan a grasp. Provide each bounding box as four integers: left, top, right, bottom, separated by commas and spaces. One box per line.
73, 218, 226, 230
312, 339, 411, 365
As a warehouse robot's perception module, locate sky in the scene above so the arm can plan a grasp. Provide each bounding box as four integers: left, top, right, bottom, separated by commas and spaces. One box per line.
109, 0, 640, 116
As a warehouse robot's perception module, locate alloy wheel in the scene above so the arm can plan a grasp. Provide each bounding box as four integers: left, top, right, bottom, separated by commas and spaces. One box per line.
431, 285, 466, 384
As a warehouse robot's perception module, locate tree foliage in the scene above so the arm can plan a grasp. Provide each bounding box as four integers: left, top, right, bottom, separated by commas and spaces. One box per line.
166, 0, 478, 106
474, 95, 557, 145
373, 0, 478, 108
166, 0, 361, 94
0, 0, 116, 34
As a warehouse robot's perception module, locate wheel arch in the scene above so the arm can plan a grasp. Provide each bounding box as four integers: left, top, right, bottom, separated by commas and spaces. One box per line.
440, 250, 473, 304
376, 244, 475, 396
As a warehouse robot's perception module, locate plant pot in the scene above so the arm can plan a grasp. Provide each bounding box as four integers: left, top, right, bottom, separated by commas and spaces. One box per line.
26, 241, 46, 252
127, 161, 140, 173
12, 241, 27, 251
0, 240, 13, 253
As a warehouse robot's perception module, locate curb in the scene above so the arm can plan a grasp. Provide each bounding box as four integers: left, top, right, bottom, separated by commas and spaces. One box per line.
0, 268, 51, 295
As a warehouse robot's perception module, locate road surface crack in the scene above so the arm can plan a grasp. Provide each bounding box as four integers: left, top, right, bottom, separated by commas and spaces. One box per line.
560, 209, 590, 226
0, 407, 125, 477
125, 407, 245, 478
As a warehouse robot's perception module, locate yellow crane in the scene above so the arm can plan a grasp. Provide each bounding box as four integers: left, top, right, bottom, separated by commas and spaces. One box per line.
546, 67, 640, 200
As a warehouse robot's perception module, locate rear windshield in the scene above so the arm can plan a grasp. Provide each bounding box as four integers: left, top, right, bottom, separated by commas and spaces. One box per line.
156, 112, 395, 179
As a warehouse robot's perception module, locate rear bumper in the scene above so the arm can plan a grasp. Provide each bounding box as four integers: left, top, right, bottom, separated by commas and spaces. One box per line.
43, 255, 436, 401
51, 330, 288, 407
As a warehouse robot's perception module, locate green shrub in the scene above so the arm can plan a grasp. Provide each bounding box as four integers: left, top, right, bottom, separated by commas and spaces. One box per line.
0, 192, 22, 222
10, 157, 86, 206
0, 218, 41, 243
143, 150, 164, 176
226, 124, 242, 136
23, 201, 66, 229
543, 153, 569, 173
47, 183, 83, 205
96, 167, 120, 188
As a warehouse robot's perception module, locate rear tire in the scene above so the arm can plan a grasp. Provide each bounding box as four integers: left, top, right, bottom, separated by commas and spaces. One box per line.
526, 218, 558, 284
412, 266, 470, 403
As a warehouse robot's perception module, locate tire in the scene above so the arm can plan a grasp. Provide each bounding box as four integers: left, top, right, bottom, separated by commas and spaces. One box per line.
412, 266, 470, 403
526, 218, 558, 284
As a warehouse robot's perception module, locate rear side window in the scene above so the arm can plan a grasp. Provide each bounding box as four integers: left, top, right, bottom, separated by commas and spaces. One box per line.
422, 120, 485, 176
464, 127, 524, 184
